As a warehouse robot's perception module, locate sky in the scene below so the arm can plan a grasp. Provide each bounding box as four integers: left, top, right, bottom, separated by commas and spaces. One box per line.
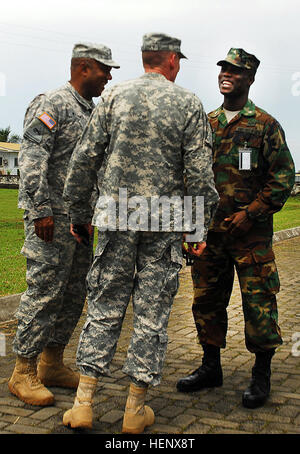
1, 0, 300, 170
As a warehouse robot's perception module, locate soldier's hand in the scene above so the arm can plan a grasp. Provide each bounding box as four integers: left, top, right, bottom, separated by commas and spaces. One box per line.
34, 216, 54, 242
183, 235, 206, 257
70, 223, 93, 245
190, 241, 206, 257
224, 211, 253, 236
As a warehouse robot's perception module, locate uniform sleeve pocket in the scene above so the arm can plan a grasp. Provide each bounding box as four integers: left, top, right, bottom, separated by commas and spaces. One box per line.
23, 118, 50, 144
234, 188, 254, 204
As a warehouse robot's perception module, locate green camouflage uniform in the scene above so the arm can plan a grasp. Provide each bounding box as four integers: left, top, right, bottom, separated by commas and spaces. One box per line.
192, 49, 295, 353
13, 43, 119, 358
63, 34, 219, 385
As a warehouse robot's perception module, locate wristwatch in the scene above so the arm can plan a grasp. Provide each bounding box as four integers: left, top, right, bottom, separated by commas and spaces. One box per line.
245, 207, 256, 220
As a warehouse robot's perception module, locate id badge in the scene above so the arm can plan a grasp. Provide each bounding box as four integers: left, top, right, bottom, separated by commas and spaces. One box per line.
239, 143, 252, 170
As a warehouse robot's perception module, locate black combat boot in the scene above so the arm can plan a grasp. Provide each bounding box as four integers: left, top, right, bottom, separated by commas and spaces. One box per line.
242, 349, 275, 409
176, 344, 223, 392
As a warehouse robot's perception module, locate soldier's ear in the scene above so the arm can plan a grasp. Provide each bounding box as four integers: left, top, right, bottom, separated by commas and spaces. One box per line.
80, 59, 93, 76
248, 71, 255, 86
169, 52, 179, 68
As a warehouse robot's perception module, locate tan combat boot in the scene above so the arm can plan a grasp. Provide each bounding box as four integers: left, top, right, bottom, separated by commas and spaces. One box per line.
37, 345, 79, 389
63, 374, 98, 429
8, 355, 54, 406
122, 383, 155, 434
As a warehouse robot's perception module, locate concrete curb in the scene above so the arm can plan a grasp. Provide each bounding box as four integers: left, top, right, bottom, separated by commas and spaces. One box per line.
273, 226, 300, 243
0, 293, 22, 323
0, 226, 299, 323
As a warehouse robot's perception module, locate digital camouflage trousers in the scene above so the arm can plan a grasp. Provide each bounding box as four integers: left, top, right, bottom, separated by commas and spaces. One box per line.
13, 213, 93, 357
77, 230, 182, 386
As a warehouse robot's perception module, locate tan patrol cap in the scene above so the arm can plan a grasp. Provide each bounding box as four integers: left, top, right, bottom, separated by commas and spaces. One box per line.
72, 42, 120, 68
141, 33, 187, 59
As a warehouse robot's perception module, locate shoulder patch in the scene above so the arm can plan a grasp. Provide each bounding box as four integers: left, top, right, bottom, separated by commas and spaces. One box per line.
38, 112, 56, 130
208, 107, 221, 119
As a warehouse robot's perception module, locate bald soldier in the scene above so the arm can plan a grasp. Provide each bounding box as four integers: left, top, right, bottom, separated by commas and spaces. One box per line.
9, 43, 119, 407
62, 33, 219, 433
177, 48, 295, 409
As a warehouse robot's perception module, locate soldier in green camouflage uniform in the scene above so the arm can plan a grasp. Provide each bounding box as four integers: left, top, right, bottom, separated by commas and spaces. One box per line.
177, 48, 295, 409
62, 33, 219, 433
9, 43, 119, 407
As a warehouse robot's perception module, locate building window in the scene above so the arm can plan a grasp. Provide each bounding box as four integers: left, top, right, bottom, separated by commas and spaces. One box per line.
14, 157, 18, 167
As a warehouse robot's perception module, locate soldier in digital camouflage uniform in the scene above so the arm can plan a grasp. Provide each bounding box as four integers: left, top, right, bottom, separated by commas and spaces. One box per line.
177, 48, 295, 409
62, 33, 219, 433
8, 42, 120, 407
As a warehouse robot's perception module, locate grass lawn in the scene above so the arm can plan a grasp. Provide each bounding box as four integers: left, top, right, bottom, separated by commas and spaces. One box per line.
0, 188, 299, 297
0, 189, 26, 297
272, 193, 300, 231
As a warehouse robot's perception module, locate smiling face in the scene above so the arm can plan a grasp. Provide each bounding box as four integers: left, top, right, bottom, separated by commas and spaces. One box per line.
218, 62, 254, 99
84, 60, 112, 98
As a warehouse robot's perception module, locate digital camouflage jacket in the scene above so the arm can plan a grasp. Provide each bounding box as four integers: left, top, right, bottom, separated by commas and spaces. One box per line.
63, 72, 219, 240
18, 82, 94, 219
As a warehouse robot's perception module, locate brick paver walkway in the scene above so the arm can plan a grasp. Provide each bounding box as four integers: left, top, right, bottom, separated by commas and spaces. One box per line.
0, 236, 299, 435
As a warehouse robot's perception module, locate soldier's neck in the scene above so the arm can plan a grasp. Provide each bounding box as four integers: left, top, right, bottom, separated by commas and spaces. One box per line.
144, 67, 174, 82
69, 80, 92, 101
223, 93, 248, 111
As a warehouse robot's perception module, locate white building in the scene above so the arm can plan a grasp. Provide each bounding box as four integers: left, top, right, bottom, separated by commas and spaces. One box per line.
0, 142, 20, 176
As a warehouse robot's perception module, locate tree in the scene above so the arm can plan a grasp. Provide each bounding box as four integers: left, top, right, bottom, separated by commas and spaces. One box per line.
8, 134, 21, 143
0, 126, 21, 143
0, 126, 11, 142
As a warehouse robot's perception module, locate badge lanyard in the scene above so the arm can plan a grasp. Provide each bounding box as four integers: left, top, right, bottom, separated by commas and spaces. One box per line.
239, 142, 252, 170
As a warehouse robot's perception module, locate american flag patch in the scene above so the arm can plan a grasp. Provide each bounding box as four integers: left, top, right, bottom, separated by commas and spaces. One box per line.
38, 112, 56, 130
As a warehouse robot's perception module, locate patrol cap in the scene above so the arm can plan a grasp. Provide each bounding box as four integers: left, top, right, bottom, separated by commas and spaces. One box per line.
72, 42, 120, 68
217, 48, 260, 72
141, 33, 187, 59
